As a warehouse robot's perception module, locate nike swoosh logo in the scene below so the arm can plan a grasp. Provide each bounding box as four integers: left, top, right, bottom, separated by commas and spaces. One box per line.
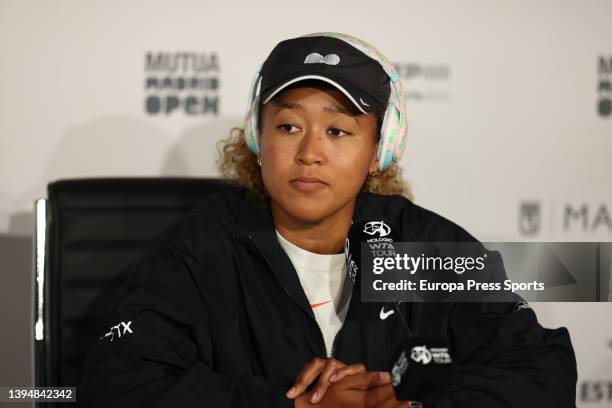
311, 300, 331, 309
359, 97, 370, 107
380, 307, 395, 320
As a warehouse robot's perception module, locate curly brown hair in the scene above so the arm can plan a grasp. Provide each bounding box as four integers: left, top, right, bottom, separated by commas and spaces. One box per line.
216, 86, 412, 201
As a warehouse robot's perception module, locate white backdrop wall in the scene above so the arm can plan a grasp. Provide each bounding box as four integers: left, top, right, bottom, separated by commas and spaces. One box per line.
0, 0, 611, 406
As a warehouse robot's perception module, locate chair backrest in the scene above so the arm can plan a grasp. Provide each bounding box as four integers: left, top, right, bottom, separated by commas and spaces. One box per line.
34, 177, 230, 393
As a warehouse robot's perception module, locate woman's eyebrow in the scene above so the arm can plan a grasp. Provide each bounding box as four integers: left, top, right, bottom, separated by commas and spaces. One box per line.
323, 105, 358, 121
272, 101, 359, 123
272, 101, 302, 114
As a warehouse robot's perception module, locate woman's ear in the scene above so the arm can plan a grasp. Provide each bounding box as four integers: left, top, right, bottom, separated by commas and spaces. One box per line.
368, 155, 379, 174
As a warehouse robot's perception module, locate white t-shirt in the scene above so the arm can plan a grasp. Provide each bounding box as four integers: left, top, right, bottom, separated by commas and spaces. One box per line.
276, 230, 352, 357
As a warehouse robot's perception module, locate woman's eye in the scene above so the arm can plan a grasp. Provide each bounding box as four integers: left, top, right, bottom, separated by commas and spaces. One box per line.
278, 124, 299, 133
328, 128, 349, 137
276, 124, 349, 137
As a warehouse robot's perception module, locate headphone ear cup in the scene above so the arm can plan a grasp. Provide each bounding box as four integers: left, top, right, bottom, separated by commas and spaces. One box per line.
377, 104, 400, 171
244, 68, 263, 156
244, 95, 261, 155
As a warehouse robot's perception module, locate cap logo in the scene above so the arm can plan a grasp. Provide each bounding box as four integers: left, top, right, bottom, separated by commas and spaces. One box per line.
304, 52, 340, 65
359, 97, 370, 107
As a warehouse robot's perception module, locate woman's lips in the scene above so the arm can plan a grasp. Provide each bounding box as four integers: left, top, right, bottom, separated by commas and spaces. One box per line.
290, 177, 327, 191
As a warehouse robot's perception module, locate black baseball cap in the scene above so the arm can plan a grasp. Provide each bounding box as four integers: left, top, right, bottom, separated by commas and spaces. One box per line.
259, 35, 391, 114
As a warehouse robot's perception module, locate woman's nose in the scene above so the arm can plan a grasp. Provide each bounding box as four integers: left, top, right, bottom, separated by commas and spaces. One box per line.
295, 128, 326, 165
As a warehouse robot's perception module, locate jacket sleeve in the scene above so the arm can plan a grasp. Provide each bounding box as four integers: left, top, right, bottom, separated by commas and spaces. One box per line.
396, 301, 577, 408
79, 213, 293, 408
394, 209, 577, 407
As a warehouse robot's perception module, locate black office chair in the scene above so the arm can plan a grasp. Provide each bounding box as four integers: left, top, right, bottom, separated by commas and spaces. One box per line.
33, 177, 230, 405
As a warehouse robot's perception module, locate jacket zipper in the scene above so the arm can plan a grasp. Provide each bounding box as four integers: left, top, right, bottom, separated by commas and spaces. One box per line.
315, 321, 328, 358
316, 310, 345, 359
329, 326, 340, 359
247, 235, 329, 358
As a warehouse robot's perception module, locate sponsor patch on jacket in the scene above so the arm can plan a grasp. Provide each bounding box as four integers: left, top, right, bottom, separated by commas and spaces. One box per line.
100, 321, 133, 342
410, 345, 452, 365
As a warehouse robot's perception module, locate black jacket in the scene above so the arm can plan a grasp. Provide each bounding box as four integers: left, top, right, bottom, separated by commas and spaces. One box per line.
80, 187, 577, 407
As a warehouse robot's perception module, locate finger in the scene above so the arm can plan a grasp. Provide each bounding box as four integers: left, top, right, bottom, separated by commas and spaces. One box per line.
378, 371, 392, 384
287, 358, 325, 398
363, 383, 397, 408
337, 371, 391, 391
328, 363, 366, 383
308, 359, 347, 404
286, 357, 325, 399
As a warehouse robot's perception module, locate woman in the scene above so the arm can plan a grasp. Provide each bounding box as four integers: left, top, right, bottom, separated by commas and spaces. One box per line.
80, 33, 577, 407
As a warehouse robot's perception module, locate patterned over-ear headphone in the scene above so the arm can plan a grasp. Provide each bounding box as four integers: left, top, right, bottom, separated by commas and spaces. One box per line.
243, 32, 408, 172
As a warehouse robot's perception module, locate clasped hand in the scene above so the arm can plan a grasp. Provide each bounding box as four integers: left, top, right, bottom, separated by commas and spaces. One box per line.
286, 357, 412, 408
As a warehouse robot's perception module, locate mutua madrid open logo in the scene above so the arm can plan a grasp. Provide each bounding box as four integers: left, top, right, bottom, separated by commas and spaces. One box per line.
393, 62, 451, 102
144, 51, 220, 116
598, 56, 611, 117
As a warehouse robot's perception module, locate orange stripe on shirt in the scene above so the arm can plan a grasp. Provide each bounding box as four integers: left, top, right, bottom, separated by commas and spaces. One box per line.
311, 300, 331, 309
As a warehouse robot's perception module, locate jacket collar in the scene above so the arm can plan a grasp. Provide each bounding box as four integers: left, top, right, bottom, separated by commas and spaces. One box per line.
235, 191, 314, 321
234, 190, 370, 316
234, 190, 386, 356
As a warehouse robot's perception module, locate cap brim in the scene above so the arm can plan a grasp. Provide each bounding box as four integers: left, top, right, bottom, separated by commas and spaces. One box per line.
261, 74, 376, 114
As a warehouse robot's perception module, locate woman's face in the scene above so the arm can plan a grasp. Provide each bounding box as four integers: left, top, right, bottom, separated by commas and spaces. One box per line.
259, 85, 379, 225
